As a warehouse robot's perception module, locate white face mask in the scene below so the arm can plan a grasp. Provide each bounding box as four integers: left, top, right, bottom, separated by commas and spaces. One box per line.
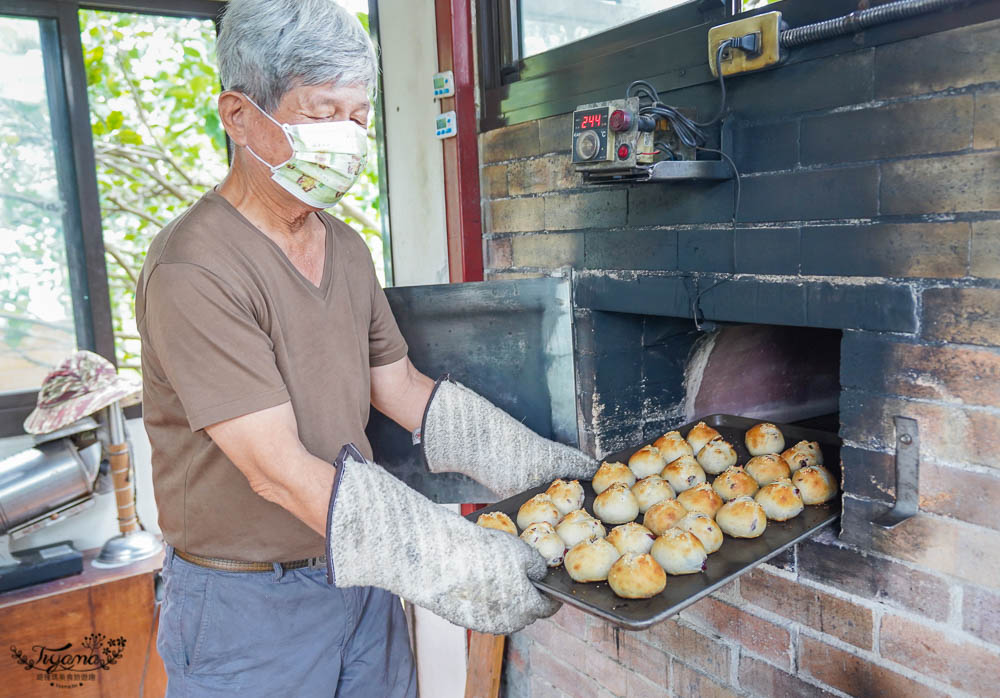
243, 94, 368, 209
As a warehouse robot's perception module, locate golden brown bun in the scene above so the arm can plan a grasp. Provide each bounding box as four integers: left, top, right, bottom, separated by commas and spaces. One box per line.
781, 440, 824, 472
650, 529, 707, 575
653, 431, 695, 463
476, 511, 517, 536
608, 552, 667, 599
676, 482, 724, 518
628, 445, 667, 479
516, 493, 560, 531
716, 496, 767, 538
593, 482, 640, 525
632, 475, 675, 514
642, 498, 688, 536
712, 466, 760, 502
686, 421, 722, 454
676, 512, 723, 554
792, 465, 838, 504
745, 422, 785, 456
520, 522, 566, 567
592, 461, 637, 494
565, 537, 620, 582
745, 454, 792, 486
555, 510, 606, 548
546, 479, 586, 517
697, 438, 738, 475
755, 478, 804, 521
661, 455, 707, 493
607, 522, 657, 555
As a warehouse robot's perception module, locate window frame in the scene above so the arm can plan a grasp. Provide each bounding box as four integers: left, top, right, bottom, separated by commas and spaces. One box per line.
477, 0, 1000, 130
0, 0, 223, 437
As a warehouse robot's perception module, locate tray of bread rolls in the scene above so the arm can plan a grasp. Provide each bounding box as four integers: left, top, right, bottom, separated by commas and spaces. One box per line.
468, 414, 841, 630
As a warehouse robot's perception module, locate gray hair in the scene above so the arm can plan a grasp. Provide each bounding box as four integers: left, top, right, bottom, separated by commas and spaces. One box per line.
217, 0, 378, 112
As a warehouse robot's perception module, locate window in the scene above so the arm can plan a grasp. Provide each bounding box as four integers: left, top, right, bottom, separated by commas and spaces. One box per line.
521, 0, 693, 57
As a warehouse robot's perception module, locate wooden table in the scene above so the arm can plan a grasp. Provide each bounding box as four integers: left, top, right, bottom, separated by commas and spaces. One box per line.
0, 547, 166, 697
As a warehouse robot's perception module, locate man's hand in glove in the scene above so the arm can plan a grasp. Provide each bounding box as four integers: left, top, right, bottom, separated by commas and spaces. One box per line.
326, 445, 559, 635
421, 378, 598, 497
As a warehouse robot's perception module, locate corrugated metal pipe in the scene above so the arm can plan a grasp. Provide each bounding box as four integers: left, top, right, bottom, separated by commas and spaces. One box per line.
780, 0, 966, 48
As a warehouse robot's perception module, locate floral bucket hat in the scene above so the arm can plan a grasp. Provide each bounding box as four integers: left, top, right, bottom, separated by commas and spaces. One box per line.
23, 350, 141, 435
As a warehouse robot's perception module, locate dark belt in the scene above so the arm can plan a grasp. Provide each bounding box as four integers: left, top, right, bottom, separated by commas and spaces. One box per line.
174, 548, 326, 573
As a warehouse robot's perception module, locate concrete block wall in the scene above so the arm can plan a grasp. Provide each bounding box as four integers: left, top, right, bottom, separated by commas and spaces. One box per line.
480, 17, 1000, 698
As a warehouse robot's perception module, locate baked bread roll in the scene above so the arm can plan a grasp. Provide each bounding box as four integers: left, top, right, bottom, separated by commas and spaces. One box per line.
697, 438, 738, 475
546, 479, 586, 518
792, 465, 837, 504
781, 440, 824, 472
745, 422, 785, 456
592, 461, 637, 494
650, 529, 707, 575
565, 537, 620, 583
675, 512, 723, 554
593, 482, 640, 524
608, 552, 666, 599
519, 522, 566, 567
661, 455, 707, 493
676, 482, 724, 519
628, 445, 667, 479
686, 421, 722, 454
745, 454, 792, 486
606, 522, 657, 556
716, 496, 767, 538
653, 431, 695, 464
516, 493, 560, 531
632, 475, 675, 514
712, 466, 760, 501
555, 509, 606, 548
755, 478, 804, 521
476, 511, 517, 536
642, 498, 688, 536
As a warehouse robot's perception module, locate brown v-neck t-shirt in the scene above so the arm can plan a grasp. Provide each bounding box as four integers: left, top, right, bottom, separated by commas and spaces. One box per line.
136, 190, 407, 561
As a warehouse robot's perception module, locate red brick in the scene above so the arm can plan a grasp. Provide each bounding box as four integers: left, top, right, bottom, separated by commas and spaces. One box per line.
617, 630, 669, 688
485, 237, 512, 270
963, 584, 1000, 646
738, 655, 838, 698
681, 596, 792, 668
529, 676, 568, 698
550, 604, 590, 639
524, 619, 627, 696
584, 618, 620, 657
626, 671, 670, 698
528, 645, 616, 698
920, 462, 1000, 530
799, 636, 947, 698
642, 619, 731, 682
798, 536, 951, 621
841, 391, 1000, 471
923, 286, 1000, 346
741, 569, 873, 649
840, 497, 1000, 590
671, 661, 740, 698
881, 614, 1000, 695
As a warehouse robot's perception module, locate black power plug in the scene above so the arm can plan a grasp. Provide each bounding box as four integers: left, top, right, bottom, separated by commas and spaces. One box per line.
731, 32, 761, 57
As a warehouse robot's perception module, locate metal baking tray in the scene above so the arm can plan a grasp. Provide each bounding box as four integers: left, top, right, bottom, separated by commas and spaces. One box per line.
465, 414, 841, 630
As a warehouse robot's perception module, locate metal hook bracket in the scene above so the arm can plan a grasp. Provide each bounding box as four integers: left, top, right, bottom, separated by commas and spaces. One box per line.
873, 416, 919, 529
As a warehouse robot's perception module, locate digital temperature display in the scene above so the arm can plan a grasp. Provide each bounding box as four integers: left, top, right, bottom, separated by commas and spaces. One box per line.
576, 110, 607, 129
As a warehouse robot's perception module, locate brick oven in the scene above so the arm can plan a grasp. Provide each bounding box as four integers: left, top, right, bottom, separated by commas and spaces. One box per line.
478, 13, 1000, 698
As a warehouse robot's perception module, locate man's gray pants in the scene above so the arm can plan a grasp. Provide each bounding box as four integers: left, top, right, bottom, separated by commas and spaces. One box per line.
157, 546, 417, 697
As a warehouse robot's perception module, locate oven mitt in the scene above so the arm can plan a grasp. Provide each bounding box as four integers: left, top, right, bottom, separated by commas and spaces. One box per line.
326, 445, 559, 635
421, 377, 597, 497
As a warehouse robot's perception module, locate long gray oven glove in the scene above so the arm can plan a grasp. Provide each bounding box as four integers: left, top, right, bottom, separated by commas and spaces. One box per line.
421, 378, 597, 498
326, 444, 559, 635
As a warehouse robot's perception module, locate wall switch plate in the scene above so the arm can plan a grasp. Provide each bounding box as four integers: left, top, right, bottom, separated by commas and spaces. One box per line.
708, 11, 785, 78
435, 110, 457, 139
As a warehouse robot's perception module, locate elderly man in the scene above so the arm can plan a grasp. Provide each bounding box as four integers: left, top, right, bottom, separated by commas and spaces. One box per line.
136, 0, 595, 695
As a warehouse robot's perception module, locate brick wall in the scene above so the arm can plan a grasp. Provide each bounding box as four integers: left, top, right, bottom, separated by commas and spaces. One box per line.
480, 17, 1000, 698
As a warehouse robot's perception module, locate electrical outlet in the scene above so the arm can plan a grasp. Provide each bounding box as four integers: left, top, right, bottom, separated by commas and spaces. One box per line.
707, 11, 784, 78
